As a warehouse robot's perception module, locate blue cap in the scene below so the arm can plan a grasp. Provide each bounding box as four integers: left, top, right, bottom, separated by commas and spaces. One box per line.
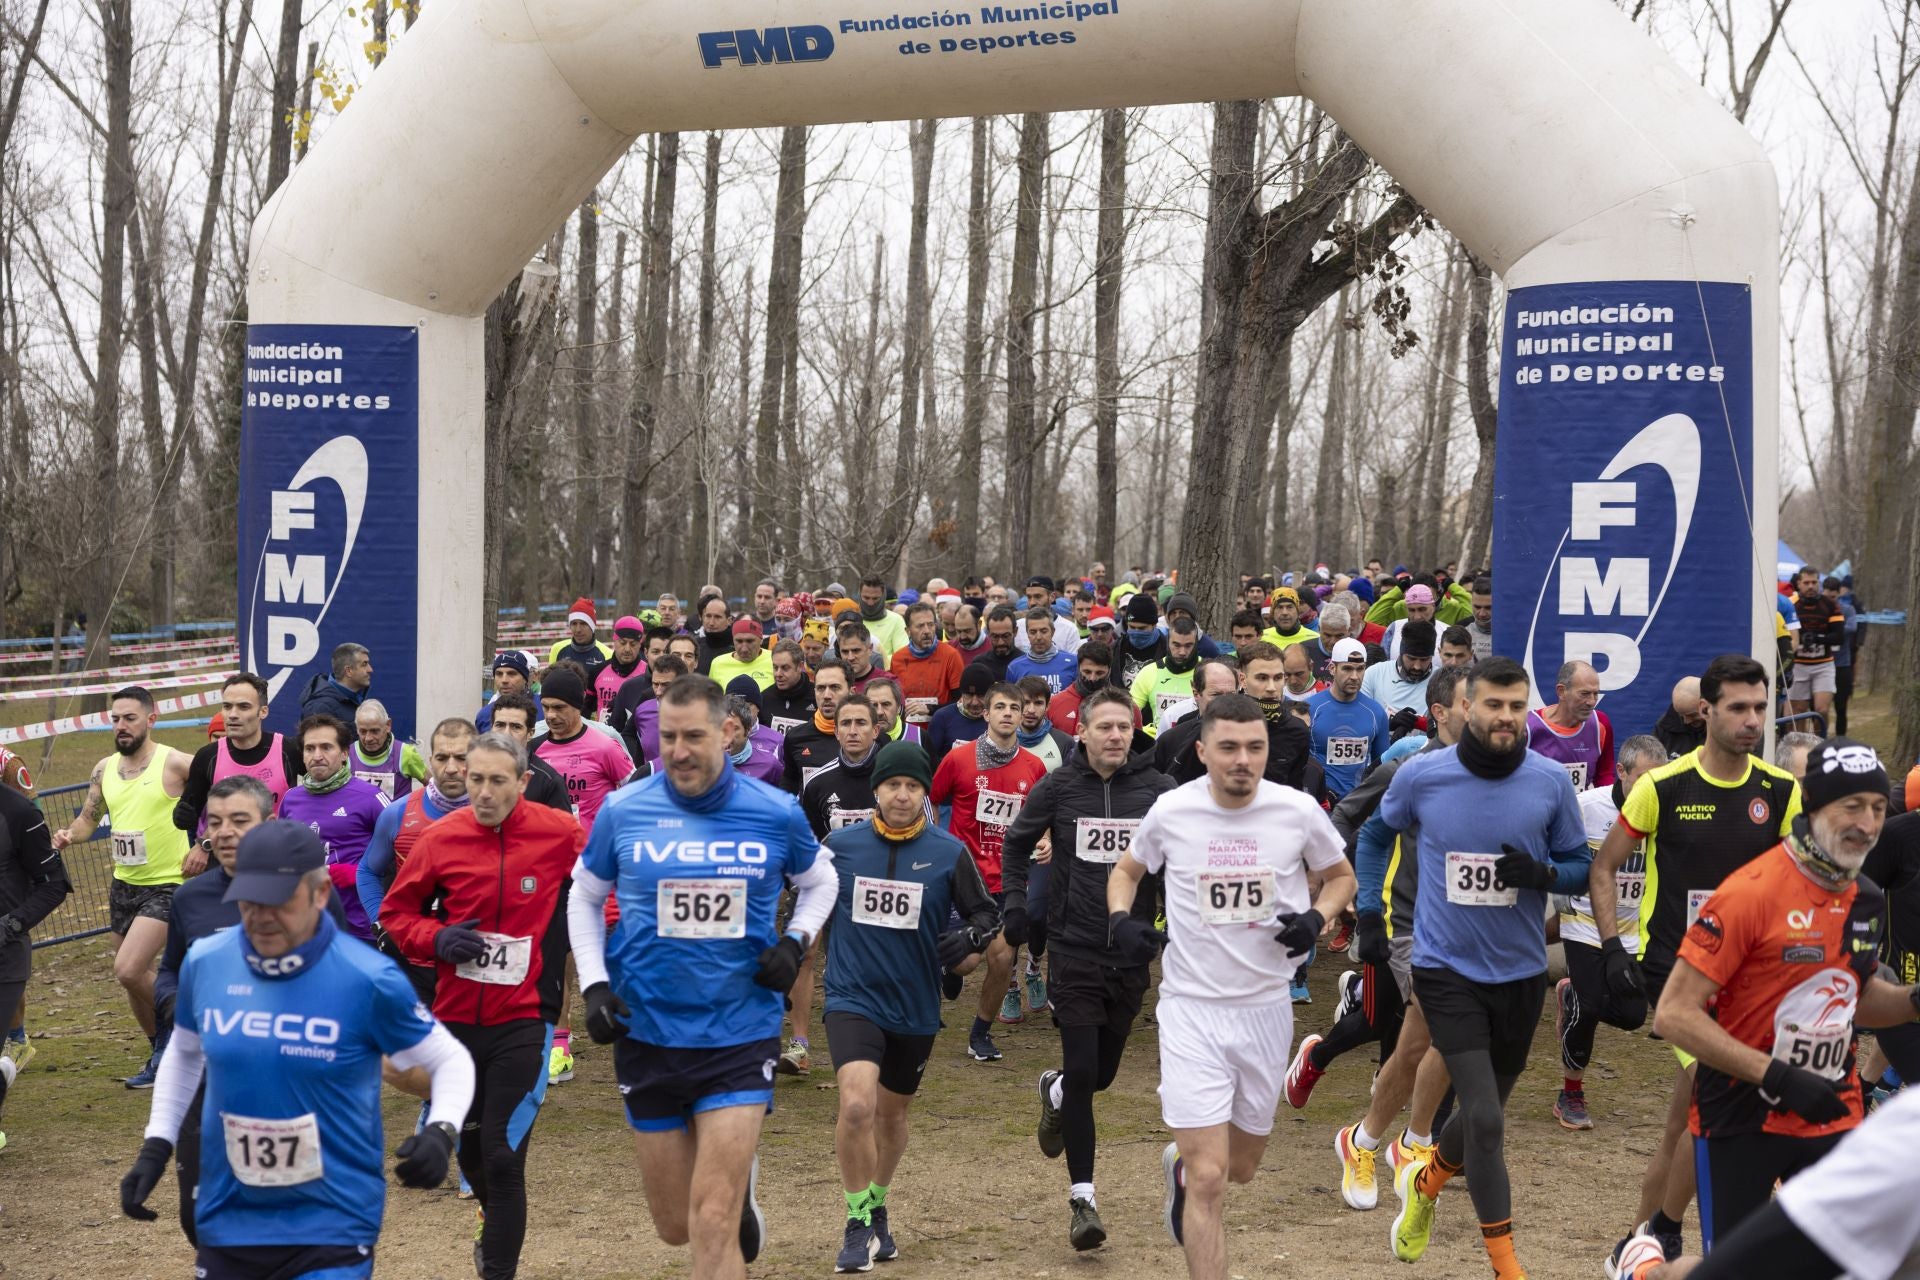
492, 650, 531, 677
223, 821, 327, 906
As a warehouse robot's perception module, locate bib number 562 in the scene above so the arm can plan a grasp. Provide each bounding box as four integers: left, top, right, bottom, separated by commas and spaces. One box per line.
657, 879, 747, 939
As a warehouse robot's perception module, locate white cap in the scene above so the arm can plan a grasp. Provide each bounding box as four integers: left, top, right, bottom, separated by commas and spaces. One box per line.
1330, 638, 1368, 665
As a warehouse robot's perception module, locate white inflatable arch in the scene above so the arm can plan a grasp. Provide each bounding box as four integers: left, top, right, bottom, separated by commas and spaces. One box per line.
239, 0, 1777, 738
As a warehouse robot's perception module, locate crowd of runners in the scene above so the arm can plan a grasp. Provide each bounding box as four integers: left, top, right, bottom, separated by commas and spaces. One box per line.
1, 562, 1916, 1280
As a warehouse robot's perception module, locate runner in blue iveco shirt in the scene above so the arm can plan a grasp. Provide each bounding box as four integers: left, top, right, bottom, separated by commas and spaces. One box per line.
119, 821, 475, 1280
569, 675, 839, 1278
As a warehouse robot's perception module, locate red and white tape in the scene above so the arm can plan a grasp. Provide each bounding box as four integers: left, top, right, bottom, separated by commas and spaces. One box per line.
0, 652, 235, 687
0, 671, 233, 704
0, 689, 218, 745
0, 634, 235, 667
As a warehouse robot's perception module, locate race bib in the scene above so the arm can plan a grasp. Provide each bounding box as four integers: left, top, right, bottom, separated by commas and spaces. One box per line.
353, 769, 396, 800
828, 807, 874, 831
1774, 1019, 1852, 1082
1327, 736, 1368, 767
1687, 888, 1714, 927
1076, 817, 1139, 865
1153, 691, 1186, 724
455, 932, 531, 985
800, 765, 825, 789
1563, 760, 1590, 791
1197, 869, 1275, 925
771, 716, 805, 736
975, 789, 1023, 828
1614, 872, 1647, 915
222, 1112, 324, 1187
905, 698, 938, 725
852, 876, 923, 930
110, 830, 148, 867
1445, 851, 1517, 908
657, 879, 747, 939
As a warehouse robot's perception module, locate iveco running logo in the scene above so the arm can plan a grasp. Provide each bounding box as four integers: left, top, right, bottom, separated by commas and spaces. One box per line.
247, 437, 369, 703
1523, 414, 1701, 705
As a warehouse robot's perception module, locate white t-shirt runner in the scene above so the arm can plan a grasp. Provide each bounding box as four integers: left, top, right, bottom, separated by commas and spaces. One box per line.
1129, 776, 1347, 1004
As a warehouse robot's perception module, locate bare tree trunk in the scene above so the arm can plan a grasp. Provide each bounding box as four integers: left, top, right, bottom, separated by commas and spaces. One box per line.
82, 0, 136, 669
1457, 254, 1498, 573
129, 215, 169, 622
1265, 339, 1295, 568
879, 118, 936, 580
1093, 107, 1126, 576
1003, 112, 1048, 578
1310, 289, 1352, 569
691, 132, 720, 587
1420, 247, 1468, 565
955, 116, 990, 577
753, 126, 807, 571
295, 40, 317, 161
849, 233, 887, 570
733, 262, 754, 577
265, 0, 301, 195
1863, 137, 1920, 621
484, 245, 563, 658
621, 133, 677, 601
1894, 502, 1920, 765
1150, 375, 1173, 568
569, 194, 598, 590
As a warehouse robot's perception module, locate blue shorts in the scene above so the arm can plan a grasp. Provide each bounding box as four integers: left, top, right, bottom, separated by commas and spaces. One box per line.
196, 1244, 373, 1280
615, 1036, 780, 1133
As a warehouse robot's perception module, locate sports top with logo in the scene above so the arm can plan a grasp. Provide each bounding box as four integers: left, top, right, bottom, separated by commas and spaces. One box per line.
211, 732, 292, 808
1128, 776, 1347, 1004
102, 744, 190, 887
929, 741, 1048, 893
172, 920, 438, 1247
1304, 687, 1391, 799
821, 819, 996, 1036
576, 767, 825, 1048
1524, 706, 1616, 792
1377, 744, 1587, 985
1614, 748, 1801, 980
1681, 844, 1867, 1140
534, 727, 633, 831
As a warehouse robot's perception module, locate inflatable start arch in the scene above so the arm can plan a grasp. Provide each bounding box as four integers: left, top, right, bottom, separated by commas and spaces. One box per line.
237, 0, 1778, 739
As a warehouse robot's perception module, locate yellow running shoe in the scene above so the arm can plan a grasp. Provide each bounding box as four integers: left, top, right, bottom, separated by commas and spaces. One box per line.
1334, 1124, 1379, 1211
1387, 1132, 1434, 1177
1391, 1157, 1437, 1263
547, 1042, 574, 1084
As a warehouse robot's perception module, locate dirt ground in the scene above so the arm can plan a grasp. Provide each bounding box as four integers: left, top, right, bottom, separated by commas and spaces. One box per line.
1, 937, 1688, 1280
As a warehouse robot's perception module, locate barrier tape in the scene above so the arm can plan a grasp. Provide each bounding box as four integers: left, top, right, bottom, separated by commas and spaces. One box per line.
0, 652, 235, 687
0, 635, 236, 667
0, 689, 218, 745
0, 671, 233, 703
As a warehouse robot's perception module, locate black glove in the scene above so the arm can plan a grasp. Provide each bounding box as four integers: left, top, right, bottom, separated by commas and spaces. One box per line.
120, 1136, 175, 1221
941, 971, 965, 1001
753, 934, 806, 993
394, 1120, 456, 1188
1493, 844, 1555, 892
1599, 936, 1645, 998
1109, 911, 1166, 967
1355, 911, 1390, 967
433, 919, 487, 965
1762, 1058, 1851, 1125
1273, 908, 1324, 958
1845, 881, 1887, 983
582, 981, 631, 1045
1000, 904, 1031, 948
0, 914, 24, 943
938, 927, 986, 970
1388, 707, 1420, 738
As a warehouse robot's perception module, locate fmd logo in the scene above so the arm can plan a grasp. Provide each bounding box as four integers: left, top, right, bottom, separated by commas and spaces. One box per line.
247, 436, 369, 703
1522, 413, 1700, 705
698, 26, 834, 68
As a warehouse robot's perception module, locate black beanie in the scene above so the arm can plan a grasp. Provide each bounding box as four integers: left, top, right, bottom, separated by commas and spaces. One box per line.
541, 667, 586, 712
1125, 592, 1159, 627
1802, 738, 1889, 814
1400, 619, 1437, 659
958, 663, 995, 697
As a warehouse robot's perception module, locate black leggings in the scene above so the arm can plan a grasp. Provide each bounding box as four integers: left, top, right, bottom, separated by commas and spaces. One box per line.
1059, 1021, 1130, 1184
1559, 940, 1648, 1072
1309, 962, 1404, 1071
1434, 1051, 1520, 1227
1695, 1130, 1841, 1251
1688, 1201, 1842, 1278
451, 1019, 550, 1280
177, 1082, 206, 1244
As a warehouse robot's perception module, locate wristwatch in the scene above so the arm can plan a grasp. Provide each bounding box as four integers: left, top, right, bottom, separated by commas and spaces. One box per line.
427, 1120, 458, 1145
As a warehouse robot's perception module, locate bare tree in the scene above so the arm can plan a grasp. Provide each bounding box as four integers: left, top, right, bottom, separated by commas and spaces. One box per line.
877, 117, 936, 582
753, 126, 807, 572
621, 132, 677, 601
691, 132, 721, 586
1003, 112, 1048, 576
1092, 107, 1126, 574
1457, 253, 1498, 572
954, 116, 990, 577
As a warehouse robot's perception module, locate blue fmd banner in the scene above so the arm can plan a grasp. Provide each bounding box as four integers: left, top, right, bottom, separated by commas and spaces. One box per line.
237, 325, 420, 740
1492, 281, 1754, 739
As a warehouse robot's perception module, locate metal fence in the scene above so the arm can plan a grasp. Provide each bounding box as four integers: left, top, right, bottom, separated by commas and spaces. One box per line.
33, 782, 112, 948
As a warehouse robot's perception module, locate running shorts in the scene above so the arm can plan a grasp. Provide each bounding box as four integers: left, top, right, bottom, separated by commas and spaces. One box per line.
1412, 966, 1547, 1078
1155, 995, 1292, 1136
1046, 951, 1150, 1033
194, 1243, 374, 1280
823, 1011, 936, 1096
1389, 933, 1414, 1001
614, 1036, 780, 1133
1789, 662, 1836, 701
109, 881, 174, 936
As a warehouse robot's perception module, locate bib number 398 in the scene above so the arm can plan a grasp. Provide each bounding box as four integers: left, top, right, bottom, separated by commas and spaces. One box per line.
456, 932, 531, 985
1197, 870, 1274, 925
222, 1112, 324, 1187
1445, 851, 1517, 908
657, 879, 747, 939
852, 876, 924, 930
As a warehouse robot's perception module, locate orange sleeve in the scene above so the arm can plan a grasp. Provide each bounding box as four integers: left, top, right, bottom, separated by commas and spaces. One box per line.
1679, 881, 1759, 991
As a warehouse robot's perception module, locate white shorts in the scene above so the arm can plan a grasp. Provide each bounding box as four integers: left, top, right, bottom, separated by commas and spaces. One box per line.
1156, 996, 1293, 1136
1790, 662, 1836, 700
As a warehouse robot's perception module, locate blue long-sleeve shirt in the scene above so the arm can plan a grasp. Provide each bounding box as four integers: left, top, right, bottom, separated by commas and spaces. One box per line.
355, 791, 456, 925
